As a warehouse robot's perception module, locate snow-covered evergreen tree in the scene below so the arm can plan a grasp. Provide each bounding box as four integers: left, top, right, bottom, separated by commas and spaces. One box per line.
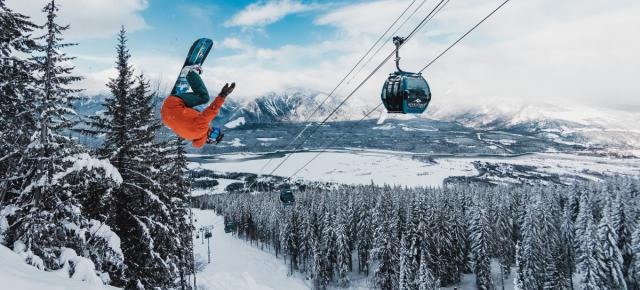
335, 202, 351, 287
155, 136, 193, 289
86, 27, 182, 289
2, 0, 124, 284
630, 220, 640, 290
578, 203, 605, 290
515, 196, 543, 290
559, 203, 576, 289
0, 0, 38, 209
371, 190, 397, 290
399, 200, 419, 290
418, 250, 438, 290
469, 203, 494, 290
598, 206, 627, 289
495, 198, 514, 289
612, 192, 633, 287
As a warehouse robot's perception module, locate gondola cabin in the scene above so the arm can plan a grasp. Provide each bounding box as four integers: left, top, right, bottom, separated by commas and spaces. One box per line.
280, 188, 295, 206
381, 36, 432, 114
381, 71, 431, 114
223, 216, 236, 233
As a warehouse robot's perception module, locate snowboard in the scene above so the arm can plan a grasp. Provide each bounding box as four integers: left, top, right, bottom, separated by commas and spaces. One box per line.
170, 38, 214, 95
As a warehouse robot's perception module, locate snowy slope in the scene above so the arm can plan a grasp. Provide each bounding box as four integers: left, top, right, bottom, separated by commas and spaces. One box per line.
191, 209, 310, 290
0, 245, 119, 290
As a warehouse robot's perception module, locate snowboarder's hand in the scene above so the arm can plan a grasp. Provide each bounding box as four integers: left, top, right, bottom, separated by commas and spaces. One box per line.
219, 82, 235, 98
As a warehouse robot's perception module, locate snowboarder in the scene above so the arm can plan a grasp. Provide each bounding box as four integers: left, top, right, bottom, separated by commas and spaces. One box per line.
161, 65, 235, 148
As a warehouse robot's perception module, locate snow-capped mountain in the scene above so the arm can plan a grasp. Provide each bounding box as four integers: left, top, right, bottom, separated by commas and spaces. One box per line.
427, 101, 640, 155
216, 90, 363, 124
73, 90, 640, 156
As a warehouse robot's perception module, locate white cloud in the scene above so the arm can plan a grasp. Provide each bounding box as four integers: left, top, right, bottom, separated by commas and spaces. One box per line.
220, 38, 252, 51
67, 0, 640, 118
226, 0, 317, 28
5, 0, 149, 39
308, 0, 640, 111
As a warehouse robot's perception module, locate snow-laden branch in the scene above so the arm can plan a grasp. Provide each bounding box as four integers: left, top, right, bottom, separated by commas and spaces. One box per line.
51, 153, 122, 184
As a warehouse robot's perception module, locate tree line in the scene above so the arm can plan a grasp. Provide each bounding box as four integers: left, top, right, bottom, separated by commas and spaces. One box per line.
0, 1, 192, 289
196, 177, 640, 290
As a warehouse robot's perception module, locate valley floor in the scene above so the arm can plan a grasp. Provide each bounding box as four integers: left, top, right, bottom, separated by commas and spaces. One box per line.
189, 150, 640, 187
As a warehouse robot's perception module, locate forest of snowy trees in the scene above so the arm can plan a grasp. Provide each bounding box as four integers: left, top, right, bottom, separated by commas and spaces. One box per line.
196, 178, 640, 290
0, 1, 193, 289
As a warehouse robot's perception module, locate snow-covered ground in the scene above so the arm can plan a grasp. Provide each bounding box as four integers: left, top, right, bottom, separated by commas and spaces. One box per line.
189, 150, 640, 187
0, 245, 119, 290
191, 209, 310, 290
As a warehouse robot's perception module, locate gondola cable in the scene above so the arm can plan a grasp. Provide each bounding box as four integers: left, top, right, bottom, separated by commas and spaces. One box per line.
282, 0, 512, 182
265, 0, 449, 178
419, 0, 511, 73
246, 0, 425, 190
348, 0, 439, 85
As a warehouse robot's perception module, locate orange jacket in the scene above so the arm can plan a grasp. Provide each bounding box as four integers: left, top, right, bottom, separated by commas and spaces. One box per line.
161, 95, 226, 148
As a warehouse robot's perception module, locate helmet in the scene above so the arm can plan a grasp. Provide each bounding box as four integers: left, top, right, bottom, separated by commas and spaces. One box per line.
206, 127, 224, 144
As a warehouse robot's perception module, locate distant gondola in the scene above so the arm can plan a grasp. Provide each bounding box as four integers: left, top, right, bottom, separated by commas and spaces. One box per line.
381, 36, 432, 114
223, 216, 236, 233
279, 188, 295, 207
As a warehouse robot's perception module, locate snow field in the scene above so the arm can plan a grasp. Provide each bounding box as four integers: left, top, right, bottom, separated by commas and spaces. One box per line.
190, 150, 639, 187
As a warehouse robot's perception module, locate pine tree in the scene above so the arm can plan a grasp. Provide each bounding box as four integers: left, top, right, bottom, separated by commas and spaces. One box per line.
0, 0, 38, 207
578, 206, 605, 290
418, 250, 438, 290
560, 203, 576, 289
612, 192, 633, 287
597, 207, 627, 289
495, 199, 515, 290
399, 201, 420, 290
155, 136, 193, 289
469, 204, 494, 290
515, 196, 544, 290
371, 190, 397, 290
355, 191, 372, 275
87, 27, 179, 289
630, 221, 640, 290
2, 0, 124, 283
335, 203, 351, 287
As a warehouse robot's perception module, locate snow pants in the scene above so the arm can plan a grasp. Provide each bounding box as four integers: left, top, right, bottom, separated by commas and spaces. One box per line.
176, 71, 210, 108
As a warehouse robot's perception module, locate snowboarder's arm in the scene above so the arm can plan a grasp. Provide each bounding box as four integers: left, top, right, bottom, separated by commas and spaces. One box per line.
199, 95, 226, 122
192, 136, 207, 148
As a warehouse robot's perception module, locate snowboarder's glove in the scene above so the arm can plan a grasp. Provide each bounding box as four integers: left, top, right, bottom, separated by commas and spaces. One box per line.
206, 127, 224, 144
219, 82, 235, 98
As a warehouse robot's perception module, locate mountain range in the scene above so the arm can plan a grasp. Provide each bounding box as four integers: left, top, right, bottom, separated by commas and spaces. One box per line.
74, 90, 640, 157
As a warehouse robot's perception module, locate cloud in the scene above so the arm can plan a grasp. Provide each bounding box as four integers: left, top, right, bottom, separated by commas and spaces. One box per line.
311, 0, 640, 110
5, 0, 149, 39
226, 0, 317, 28
220, 38, 253, 51
62, 0, 639, 117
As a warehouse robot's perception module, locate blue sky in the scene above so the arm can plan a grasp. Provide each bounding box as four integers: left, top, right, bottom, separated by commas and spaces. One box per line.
6, 0, 640, 114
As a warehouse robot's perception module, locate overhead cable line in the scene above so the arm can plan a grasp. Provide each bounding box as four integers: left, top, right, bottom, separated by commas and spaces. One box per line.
420, 0, 511, 73
247, 0, 423, 189
348, 0, 432, 84
284, 103, 383, 181
265, 0, 449, 177
283, 0, 512, 180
